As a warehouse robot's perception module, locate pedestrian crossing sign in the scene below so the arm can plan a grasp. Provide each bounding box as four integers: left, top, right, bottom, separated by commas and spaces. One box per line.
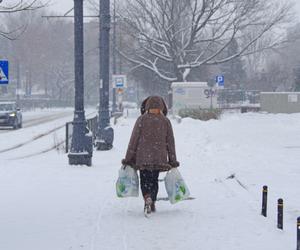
0, 60, 9, 84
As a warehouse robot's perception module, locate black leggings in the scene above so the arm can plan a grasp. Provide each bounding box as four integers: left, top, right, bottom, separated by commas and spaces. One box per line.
140, 170, 160, 201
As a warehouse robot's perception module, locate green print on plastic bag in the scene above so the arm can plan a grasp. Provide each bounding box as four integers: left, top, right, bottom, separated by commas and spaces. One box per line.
175, 194, 181, 201
179, 185, 186, 195
117, 183, 126, 197
175, 184, 186, 202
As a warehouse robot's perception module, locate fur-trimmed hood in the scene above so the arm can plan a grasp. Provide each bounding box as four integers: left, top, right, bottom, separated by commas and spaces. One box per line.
140, 96, 168, 116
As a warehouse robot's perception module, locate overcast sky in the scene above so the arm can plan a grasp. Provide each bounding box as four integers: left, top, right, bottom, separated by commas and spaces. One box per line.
48, 0, 89, 14
48, 0, 72, 13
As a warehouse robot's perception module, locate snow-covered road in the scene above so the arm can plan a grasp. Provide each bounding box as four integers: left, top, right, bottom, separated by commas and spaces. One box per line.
0, 109, 96, 159
0, 109, 73, 134
0, 110, 300, 250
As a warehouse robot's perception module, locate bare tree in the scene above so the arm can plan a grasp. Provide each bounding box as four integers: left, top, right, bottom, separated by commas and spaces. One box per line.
1, 9, 75, 102
119, 0, 294, 83
86, 0, 99, 14
255, 22, 300, 92
0, 0, 48, 39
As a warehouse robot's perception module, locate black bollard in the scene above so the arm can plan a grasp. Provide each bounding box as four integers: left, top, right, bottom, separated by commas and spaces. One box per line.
277, 199, 283, 230
261, 186, 268, 217
297, 217, 300, 250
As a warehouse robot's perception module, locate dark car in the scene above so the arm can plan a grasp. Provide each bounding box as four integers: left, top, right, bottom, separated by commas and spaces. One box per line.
0, 102, 22, 129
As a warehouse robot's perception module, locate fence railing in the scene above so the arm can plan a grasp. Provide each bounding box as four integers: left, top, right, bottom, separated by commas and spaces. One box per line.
218, 89, 260, 107
65, 116, 98, 153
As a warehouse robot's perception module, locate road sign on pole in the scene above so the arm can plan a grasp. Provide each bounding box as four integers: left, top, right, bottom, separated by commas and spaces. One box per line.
112, 74, 127, 88
216, 75, 224, 87
0, 60, 9, 84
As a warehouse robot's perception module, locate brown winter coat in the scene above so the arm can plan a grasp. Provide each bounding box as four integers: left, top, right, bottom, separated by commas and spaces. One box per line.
122, 96, 179, 171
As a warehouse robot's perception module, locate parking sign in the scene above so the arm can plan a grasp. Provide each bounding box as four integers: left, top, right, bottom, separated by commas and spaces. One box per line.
216, 75, 224, 87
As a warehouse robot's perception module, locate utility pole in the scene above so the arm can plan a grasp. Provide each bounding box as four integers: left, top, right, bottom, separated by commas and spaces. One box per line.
16, 60, 20, 107
118, 18, 123, 75
44, 72, 48, 96
96, 0, 114, 151
68, 0, 93, 166
112, 0, 117, 113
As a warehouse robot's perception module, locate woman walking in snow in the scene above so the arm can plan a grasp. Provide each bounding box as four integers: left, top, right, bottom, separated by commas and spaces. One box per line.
122, 96, 179, 215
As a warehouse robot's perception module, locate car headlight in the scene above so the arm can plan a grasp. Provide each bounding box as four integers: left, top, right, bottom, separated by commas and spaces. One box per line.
9, 113, 16, 117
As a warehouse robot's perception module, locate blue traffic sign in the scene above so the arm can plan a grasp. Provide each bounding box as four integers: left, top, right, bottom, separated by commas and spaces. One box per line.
116, 78, 124, 87
216, 75, 224, 87
112, 74, 127, 88
0, 60, 9, 84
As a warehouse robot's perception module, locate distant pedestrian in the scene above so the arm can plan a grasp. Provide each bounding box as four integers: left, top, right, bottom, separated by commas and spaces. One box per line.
122, 96, 179, 216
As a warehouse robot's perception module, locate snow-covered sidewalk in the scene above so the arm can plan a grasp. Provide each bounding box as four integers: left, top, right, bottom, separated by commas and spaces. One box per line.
1, 111, 300, 250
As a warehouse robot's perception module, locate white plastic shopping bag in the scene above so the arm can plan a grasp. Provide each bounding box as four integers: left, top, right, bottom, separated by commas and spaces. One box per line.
165, 168, 190, 204
116, 165, 139, 197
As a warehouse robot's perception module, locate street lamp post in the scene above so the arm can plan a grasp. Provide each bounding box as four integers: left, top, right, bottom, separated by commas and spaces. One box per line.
112, 0, 117, 113
68, 0, 93, 166
96, 0, 114, 151
16, 59, 20, 107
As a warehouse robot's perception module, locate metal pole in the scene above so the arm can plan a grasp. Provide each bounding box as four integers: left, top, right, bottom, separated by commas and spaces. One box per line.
25, 69, 29, 96
96, 0, 114, 150
112, 0, 117, 113
68, 0, 93, 166
261, 185, 268, 217
28, 70, 32, 96
210, 88, 213, 110
277, 198, 283, 230
119, 20, 123, 74
66, 123, 69, 154
16, 60, 20, 106
44, 72, 48, 97
297, 217, 300, 250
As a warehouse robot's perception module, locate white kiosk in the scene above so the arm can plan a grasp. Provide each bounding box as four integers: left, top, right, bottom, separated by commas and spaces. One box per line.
171, 82, 218, 115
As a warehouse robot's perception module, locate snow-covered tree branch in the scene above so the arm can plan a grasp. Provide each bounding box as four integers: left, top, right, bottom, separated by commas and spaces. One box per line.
120, 0, 294, 82
0, 0, 47, 40
0, 0, 47, 13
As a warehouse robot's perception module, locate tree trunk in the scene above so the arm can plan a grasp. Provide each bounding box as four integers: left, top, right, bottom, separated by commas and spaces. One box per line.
175, 67, 183, 82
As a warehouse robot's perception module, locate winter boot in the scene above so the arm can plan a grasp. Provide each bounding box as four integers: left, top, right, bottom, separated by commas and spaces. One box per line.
144, 195, 152, 217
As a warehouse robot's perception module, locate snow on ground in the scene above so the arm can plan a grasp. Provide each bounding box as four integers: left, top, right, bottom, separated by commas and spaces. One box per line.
0, 109, 300, 250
